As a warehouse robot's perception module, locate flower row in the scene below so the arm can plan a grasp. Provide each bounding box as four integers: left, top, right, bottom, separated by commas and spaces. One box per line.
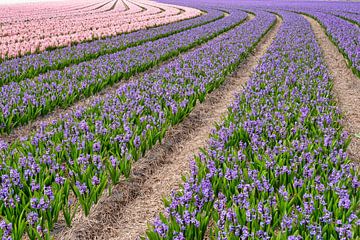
147, 10, 359, 240
300, 10, 360, 77
0, 0, 201, 59
0, 10, 275, 240
0, 0, 115, 21
0, 8, 223, 85
329, 11, 360, 26
0, 9, 246, 133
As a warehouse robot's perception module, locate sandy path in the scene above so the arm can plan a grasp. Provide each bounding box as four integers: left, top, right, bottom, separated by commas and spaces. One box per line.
55, 15, 282, 240
304, 15, 360, 163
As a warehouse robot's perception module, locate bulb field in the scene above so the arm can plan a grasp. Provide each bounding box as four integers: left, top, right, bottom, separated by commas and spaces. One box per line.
0, 0, 359, 239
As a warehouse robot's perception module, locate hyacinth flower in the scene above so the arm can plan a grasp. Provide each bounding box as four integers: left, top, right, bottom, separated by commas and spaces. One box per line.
0, 9, 247, 133
0, 9, 275, 240
70, 154, 108, 216
0, 8, 224, 86
106, 156, 122, 185
147, 10, 359, 240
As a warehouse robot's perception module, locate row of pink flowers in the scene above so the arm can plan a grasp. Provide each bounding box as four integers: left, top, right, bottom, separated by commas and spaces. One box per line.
0, 0, 134, 24
0, 0, 201, 58
0, 0, 176, 38
1, 1, 154, 38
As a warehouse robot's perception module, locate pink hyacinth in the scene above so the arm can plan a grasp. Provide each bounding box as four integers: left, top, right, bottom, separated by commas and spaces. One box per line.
0, 0, 201, 58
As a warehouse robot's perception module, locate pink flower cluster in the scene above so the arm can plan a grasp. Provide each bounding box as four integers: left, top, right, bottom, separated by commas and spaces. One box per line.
0, 0, 201, 58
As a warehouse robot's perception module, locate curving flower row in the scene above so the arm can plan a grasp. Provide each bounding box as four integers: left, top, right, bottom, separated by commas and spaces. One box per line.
0, 0, 119, 22
0, 9, 247, 133
0, 10, 275, 240
297, 10, 360, 77
0, 8, 224, 86
0, 0, 202, 59
329, 11, 360, 26
146, 10, 360, 240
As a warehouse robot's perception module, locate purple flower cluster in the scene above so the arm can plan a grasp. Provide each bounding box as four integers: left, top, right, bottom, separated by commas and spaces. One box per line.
0, 221, 12, 240
147, 10, 359, 240
0, 9, 275, 240
0, 9, 247, 133
0, 8, 224, 85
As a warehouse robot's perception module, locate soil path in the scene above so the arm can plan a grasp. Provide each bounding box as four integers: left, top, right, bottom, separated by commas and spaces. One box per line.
56, 15, 282, 240
304, 15, 360, 163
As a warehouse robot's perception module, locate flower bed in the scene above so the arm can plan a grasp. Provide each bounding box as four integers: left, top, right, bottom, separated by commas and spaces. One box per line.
0, 9, 245, 133
0, 8, 223, 85
147, 11, 360, 240
0, 10, 275, 240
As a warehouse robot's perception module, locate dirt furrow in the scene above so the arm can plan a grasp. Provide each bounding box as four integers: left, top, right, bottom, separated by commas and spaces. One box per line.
56, 15, 282, 240
304, 15, 360, 163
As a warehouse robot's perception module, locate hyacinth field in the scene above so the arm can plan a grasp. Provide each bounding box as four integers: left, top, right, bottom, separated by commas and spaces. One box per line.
0, 0, 359, 239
